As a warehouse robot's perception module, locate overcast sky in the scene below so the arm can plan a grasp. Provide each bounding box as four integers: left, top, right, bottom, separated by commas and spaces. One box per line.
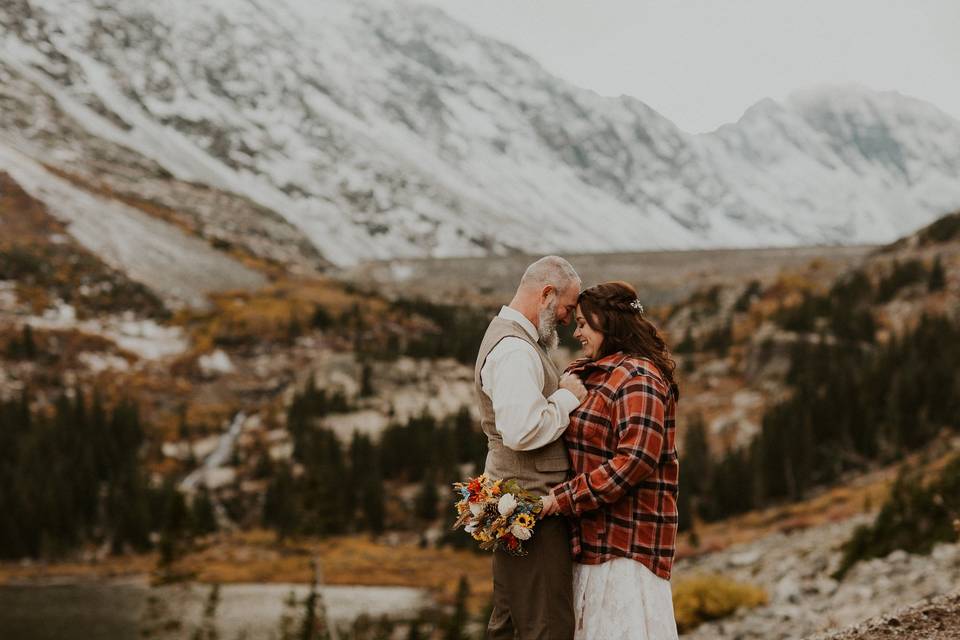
417, 0, 960, 133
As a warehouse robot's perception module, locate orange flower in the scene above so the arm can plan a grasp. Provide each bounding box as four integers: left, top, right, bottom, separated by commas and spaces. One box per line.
467, 478, 484, 502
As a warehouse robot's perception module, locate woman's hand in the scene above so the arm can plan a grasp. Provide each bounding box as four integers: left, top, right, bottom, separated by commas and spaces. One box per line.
540, 492, 560, 517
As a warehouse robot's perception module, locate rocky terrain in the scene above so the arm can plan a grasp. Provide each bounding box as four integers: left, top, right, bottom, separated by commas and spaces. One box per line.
677, 508, 960, 638
813, 591, 960, 640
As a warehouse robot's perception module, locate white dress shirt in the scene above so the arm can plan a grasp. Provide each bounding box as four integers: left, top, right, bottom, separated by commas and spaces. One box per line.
479, 306, 581, 451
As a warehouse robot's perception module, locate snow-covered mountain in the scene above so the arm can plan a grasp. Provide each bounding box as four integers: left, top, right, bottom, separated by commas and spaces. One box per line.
2, 0, 960, 267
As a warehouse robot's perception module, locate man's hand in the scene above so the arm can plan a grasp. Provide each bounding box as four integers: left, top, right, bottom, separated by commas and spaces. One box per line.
540, 492, 561, 517
559, 373, 587, 403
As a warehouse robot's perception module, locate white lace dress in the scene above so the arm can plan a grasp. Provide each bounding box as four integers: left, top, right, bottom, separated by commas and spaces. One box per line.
573, 558, 679, 640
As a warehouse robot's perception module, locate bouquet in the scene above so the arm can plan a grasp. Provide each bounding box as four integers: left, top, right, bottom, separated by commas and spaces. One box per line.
451, 474, 542, 556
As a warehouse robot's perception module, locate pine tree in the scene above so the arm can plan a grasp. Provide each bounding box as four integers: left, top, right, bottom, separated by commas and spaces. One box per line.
362, 472, 386, 535
674, 328, 696, 354
264, 464, 298, 541
21, 324, 36, 359
287, 425, 349, 536
928, 255, 946, 291
139, 593, 180, 639
287, 312, 304, 342
300, 580, 318, 640
406, 622, 423, 640
191, 487, 218, 536
278, 591, 299, 640
359, 362, 375, 398
414, 473, 439, 522
178, 405, 191, 440
192, 583, 221, 640
681, 415, 711, 516
733, 280, 762, 312
452, 407, 474, 463
156, 479, 190, 566
311, 305, 333, 329
702, 322, 733, 355
444, 576, 470, 640
299, 561, 333, 640
676, 483, 693, 534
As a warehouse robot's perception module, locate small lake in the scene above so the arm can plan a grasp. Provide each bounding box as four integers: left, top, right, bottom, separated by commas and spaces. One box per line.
0, 580, 430, 640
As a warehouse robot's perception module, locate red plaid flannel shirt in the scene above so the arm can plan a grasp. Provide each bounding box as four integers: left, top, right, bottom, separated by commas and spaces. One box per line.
549, 352, 679, 579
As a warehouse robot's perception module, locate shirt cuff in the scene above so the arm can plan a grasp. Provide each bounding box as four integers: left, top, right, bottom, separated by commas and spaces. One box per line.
551, 483, 576, 517
550, 388, 581, 415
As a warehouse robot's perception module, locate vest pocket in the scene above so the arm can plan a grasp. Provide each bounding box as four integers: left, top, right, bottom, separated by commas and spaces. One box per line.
534, 455, 571, 472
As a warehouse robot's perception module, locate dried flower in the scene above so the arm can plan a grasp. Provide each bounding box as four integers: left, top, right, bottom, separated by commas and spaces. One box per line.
451, 475, 542, 556
498, 493, 518, 516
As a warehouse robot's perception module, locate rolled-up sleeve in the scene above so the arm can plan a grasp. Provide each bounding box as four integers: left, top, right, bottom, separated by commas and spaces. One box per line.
552, 375, 667, 517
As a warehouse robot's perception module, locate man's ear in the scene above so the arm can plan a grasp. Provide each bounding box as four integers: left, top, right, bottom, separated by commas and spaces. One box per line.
540, 285, 555, 303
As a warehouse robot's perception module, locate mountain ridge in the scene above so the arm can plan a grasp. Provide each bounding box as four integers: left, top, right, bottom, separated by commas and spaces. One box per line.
2, 0, 960, 267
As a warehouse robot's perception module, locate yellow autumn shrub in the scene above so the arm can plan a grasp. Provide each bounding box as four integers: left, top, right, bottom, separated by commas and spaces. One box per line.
672, 574, 768, 633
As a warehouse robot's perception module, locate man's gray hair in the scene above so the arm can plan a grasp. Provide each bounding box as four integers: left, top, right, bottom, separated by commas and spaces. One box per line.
519, 255, 581, 293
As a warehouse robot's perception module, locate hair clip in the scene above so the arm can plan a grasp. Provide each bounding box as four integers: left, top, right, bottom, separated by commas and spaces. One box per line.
630, 299, 644, 314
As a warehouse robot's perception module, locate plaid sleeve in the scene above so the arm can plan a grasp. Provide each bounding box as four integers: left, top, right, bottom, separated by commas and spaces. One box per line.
552, 374, 667, 517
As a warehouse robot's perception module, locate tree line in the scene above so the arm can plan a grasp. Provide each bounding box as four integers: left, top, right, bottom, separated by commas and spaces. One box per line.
263, 376, 488, 540
834, 452, 960, 578
0, 389, 215, 560
680, 310, 960, 529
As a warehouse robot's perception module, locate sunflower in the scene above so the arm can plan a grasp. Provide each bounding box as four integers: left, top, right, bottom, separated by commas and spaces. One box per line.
513, 513, 534, 528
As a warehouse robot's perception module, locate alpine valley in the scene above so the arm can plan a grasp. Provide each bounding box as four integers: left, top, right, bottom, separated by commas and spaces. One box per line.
2, 0, 960, 273
2, 1, 960, 639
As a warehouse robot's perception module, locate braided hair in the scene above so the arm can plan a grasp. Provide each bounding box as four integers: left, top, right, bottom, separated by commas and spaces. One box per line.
578, 280, 678, 395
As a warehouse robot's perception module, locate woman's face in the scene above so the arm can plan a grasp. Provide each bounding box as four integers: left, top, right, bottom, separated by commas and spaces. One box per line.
573, 305, 604, 360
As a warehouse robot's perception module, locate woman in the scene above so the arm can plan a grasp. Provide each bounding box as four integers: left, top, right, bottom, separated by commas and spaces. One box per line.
540, 281, 680, 640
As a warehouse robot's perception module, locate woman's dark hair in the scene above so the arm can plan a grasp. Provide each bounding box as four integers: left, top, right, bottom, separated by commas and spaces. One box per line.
578, 281, 678, 394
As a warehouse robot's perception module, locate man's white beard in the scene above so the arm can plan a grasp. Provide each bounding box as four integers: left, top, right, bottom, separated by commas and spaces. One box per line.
538, 298, 560, 351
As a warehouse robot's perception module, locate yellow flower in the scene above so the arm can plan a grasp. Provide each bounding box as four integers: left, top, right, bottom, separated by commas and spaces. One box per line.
514, 513, 534, 528
496, 527, 509, 538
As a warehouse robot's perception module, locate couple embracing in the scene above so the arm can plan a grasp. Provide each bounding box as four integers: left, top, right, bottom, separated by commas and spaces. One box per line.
475, 256, 680, 640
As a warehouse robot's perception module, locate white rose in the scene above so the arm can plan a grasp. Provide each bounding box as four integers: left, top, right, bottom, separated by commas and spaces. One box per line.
497, 493, 518, 516
469, 502, 484, 516
511, 524, 532, 540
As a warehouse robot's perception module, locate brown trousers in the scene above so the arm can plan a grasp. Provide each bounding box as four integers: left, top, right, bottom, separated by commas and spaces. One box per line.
487, 517, 574, 640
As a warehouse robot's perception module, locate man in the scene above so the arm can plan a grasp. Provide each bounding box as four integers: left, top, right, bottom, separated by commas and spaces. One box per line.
475, 255, 587, 640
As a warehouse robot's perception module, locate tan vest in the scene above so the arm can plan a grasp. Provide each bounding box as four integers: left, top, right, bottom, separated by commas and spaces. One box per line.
474, 316, 571, 496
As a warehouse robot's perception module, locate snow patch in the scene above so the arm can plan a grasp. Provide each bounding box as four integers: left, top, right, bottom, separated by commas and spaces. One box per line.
198, 349, 235, 376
